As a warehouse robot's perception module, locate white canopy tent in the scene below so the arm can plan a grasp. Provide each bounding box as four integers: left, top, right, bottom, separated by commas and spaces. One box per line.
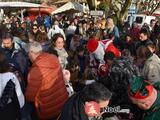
0, 2, 46, 22
0, 2, 43, 8
51, 2, 89, 15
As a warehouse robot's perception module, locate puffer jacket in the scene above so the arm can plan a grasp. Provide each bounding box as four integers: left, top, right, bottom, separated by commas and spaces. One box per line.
25, 53, 68, 119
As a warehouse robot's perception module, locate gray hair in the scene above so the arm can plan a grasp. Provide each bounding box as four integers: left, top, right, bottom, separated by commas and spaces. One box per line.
27, 41, 42, 54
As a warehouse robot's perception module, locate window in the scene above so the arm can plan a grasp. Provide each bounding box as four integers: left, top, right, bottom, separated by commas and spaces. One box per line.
135, 17, 143, 24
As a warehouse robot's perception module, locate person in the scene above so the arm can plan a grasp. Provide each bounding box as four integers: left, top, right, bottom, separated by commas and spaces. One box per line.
60, 82, 112, 120
98, 51, 115, 78
0, 50, 25, 120
25, 41, 68, 120
47, 20, 66, 40
87, 38, 120, 64
36, 31, 51, 52
129, 22, 140, 40
31, 24, 40, 41
1, 32, 29, 79
120, 34, 137, 56
50, 33, 68, 69
149, 19, 156, 31
136, 46, 160, 84
105, 18, 120, 44
99, 55, 143, 120
128, 76, 160, 120
66, 21, 77, 49
135, 28, 153, 49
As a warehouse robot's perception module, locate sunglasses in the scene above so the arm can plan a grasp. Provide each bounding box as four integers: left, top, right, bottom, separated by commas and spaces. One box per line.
33, 27, 38, 30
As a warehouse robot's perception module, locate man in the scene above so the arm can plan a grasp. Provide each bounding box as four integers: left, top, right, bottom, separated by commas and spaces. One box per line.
1, 32, 29, 78
99, 55, 143, 120
136, 28, 153, 49
60, 82, 112, 120
149, 19, 156, 31
128, 76, 160, 120
25, 41, 68, 120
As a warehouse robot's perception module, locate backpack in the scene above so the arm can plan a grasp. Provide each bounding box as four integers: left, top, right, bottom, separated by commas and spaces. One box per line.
0, 79, 21, 120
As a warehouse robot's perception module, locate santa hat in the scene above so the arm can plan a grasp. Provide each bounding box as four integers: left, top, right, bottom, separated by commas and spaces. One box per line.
105, 43, 121, 57
87, 38, 99, 53
128, 76, 153, 99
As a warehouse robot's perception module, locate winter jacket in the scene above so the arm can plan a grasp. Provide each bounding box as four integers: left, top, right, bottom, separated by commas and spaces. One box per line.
2, 42, 30, 78
142, 54, 160, 84
0, 72, 24, 108
25, 53, 68, 119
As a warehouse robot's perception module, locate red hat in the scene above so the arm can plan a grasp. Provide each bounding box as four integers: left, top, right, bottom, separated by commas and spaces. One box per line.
105, 43, 121, 57
87, 38, 99, 53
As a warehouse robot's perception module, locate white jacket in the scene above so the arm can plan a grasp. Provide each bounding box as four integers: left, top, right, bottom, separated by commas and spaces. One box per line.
0, 72, 24, 108
47, 25, 66, 40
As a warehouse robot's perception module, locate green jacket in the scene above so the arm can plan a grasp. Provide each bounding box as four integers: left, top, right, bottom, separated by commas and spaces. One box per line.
143, 83, 160, 120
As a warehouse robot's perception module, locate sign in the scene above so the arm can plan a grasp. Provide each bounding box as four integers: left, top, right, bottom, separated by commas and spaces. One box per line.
90, 10, 103, 16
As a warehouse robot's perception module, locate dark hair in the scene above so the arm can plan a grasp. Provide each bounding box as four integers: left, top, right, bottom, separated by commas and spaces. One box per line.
150, 19, 156, 24
77, 45, 84, 52
2, 32, 13, 40
0, 50, 10, 73
121, 49, 131, 57
36, 32, 48, 43
81, 82, 112, 103
125, 34, 133, 40
139, 28, 150, 37
52, 33, 64, 46
104, 51, 115, 62
136, 46, 153, 59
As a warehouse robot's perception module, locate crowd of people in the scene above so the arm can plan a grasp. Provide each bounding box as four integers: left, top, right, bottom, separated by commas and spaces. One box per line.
0, 14, 160, 120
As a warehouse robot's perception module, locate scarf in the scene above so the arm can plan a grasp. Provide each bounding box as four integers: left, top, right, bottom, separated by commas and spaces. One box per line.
55, 47, 68, 68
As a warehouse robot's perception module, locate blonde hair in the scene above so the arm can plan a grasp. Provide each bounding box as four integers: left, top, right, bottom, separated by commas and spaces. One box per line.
106, 18, 114, 29
28, 41, 42, 54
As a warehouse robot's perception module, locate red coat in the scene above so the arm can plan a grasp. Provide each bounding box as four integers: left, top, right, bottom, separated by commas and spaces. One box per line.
25, 53, 68, 120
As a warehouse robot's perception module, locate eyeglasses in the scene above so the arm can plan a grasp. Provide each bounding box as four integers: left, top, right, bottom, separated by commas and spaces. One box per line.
33, 27, 38, 30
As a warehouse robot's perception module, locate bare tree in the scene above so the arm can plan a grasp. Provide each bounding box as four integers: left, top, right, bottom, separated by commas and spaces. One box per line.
94, 0, 132, 27
136, 0, 160, 15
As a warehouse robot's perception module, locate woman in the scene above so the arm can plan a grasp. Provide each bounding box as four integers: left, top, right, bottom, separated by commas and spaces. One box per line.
0, 50, 24, 120
136, 46, 160, 84
51, 33, 68, 69
106, 18, 120, 42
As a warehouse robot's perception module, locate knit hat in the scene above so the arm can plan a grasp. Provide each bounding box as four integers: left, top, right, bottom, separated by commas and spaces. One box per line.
87, 38, 99, 53
128, 76, 153, 99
